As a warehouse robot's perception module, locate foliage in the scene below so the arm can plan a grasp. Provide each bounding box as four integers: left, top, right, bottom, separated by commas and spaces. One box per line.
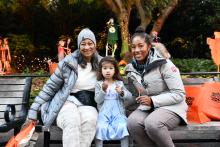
162, 0, 220, 58
30, 76, 48, 105
8, 34, 35, 55
0, 0, 219, 64
6, 34, 51, 73
172, 58, 217, 73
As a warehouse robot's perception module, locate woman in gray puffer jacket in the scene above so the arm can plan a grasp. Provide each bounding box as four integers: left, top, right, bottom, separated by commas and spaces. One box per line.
125, 26, 188, 147
26, 28, 102, 147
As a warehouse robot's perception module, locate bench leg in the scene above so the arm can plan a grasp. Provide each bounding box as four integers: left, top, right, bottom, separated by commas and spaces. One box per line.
44, 130, 50, 147
14, 127, 20, 135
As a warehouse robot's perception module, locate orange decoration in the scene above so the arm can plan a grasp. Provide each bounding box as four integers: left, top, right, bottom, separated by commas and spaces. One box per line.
185, 85, 211, 123
118, 59, 127, 66
185, 82, 220, 123
6, 121, 36, 147
207, 32, 220, 72
48, 60, 58, 75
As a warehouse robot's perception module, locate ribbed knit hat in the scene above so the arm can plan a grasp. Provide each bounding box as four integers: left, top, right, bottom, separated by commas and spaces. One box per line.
77, 28, 96, 48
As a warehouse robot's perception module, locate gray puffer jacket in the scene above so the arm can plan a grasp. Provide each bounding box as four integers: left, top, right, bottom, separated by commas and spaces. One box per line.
125, 48, 188, 124
28, 50, 102, 127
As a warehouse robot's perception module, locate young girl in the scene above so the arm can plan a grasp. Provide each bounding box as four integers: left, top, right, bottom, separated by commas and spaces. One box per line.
95, 56, 132, 147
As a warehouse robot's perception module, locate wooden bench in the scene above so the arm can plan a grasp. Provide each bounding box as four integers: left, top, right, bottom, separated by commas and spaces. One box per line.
0, 77, 32, 146
35, 76, 220, 147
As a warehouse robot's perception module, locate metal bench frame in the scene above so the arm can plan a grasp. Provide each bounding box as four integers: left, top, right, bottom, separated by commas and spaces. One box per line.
0, 77, 32, 146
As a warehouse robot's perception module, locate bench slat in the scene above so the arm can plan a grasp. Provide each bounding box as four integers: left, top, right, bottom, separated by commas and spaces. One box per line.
0, 111, 25, 118
0, 105, 22, 111
182, 78, 214, 85
0, 78, 26, 85
0, 92, 24, 97
0, 85, 25, 91
171, 130, 220, 140
0, 98, 23, 104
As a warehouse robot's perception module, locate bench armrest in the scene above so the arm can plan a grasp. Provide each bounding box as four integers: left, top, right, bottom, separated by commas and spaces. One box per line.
4, 104, 16, 122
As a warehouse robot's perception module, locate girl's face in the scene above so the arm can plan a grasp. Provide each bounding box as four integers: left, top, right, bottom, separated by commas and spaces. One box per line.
59, 40, 65, 47
80, 39, 96, 62
130, 36, 151, 64
101, 62, 115, 80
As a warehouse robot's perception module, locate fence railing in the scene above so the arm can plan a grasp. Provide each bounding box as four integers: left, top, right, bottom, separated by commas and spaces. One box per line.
0, 71, 220, 77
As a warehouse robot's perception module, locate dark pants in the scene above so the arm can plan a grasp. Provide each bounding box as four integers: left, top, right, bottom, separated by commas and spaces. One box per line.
127, 108, 181, 147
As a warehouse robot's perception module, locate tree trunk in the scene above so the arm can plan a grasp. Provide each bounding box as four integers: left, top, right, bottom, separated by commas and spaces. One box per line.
151, 0, 178, 33
117, 10, 130, 57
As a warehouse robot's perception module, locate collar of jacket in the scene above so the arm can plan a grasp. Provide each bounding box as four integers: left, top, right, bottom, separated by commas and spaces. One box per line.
125, 47, 167, 74
144, 48, 167, 73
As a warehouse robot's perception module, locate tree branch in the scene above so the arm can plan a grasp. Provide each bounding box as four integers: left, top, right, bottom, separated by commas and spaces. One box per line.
104, 0, 119, 14
151, 0, 178, 33
134, 0, 152, 29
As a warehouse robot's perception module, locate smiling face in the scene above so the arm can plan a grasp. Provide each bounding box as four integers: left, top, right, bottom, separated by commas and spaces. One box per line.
79, 38, 96, 62
130, 36, 151, 64
101, 61, 115, 80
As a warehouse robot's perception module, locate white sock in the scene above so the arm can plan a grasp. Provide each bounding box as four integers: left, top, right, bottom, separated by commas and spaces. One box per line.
121, 136, 129, 147
95, 139, 103, 147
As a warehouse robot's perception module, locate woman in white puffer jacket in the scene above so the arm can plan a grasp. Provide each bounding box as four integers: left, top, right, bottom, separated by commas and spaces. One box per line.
125, 26, 188, 147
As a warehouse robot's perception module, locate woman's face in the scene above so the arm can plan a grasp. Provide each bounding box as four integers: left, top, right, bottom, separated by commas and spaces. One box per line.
130, 36, 151, 64
79, 39, 96, 61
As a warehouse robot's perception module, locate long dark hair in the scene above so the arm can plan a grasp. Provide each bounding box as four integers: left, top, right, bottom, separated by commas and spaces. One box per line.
97, 56, 122, 81
77, 52, 99, 71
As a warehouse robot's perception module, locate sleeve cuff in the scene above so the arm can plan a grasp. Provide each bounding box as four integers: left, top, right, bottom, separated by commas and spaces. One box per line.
28, 109, 38, 120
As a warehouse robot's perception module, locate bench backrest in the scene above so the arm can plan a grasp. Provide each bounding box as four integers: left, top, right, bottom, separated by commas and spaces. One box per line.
182, 77, 215, 85
0, 77, 32, 126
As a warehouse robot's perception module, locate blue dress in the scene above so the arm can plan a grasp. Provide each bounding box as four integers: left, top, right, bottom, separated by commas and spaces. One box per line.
96, 83, 129, 140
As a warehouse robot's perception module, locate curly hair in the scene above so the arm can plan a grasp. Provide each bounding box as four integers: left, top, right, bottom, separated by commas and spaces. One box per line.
97, 56, 122, 81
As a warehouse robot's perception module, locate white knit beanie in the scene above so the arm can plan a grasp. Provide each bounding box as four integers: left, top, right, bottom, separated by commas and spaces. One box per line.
77, 28, 96, 48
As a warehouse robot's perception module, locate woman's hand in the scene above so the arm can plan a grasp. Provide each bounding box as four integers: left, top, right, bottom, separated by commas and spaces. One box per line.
136, 95, 152, 106
22, 119, 37, 130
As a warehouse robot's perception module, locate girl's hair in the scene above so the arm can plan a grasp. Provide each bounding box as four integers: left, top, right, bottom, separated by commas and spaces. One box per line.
78, 52, 99, 71
97, 56, 122, 81
131, 26, 152, 45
